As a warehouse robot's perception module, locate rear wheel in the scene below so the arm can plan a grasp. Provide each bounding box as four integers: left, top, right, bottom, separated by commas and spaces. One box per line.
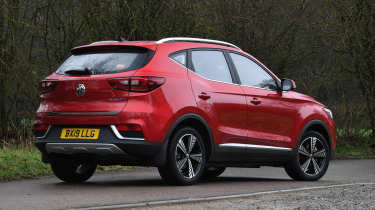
285, 131, 330, 181
201, 166, 226, 180
158, 127, 206, 185
51, 159, 97, 183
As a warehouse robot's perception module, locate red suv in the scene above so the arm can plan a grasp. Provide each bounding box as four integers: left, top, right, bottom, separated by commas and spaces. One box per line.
34, 37, 337, 185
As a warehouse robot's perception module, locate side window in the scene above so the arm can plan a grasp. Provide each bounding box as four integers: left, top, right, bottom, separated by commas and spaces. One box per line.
229, 53, 277, 90
169, 51, 186, 66
191, 50, 232, 83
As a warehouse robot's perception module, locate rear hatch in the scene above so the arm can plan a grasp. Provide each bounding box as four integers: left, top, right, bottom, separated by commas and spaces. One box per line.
38, 44, 155, 118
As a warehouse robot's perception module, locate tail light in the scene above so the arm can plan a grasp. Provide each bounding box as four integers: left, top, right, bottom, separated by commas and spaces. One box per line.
107, 76, 165, 92
116, 124, 142, 132
40, 80, 58, 94
115, 124, 144, 139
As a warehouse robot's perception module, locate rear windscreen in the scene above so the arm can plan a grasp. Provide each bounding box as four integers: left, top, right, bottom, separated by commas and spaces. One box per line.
56, 48, 154, 75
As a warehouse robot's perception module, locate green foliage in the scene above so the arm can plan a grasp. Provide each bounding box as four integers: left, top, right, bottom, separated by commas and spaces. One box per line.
0, 0, 374, 145
0, 147, 52, 181
0, 145, 132, 182
337, 128, 373, 139
336, 138, 375, 159
336, 128, 375, 159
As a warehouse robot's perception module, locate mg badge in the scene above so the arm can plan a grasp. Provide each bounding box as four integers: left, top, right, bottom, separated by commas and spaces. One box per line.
76, 84, 86, 96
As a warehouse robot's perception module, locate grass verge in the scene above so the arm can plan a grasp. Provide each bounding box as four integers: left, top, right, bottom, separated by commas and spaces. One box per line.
0, 147, 52, 182
335, 139, 375, 159
0, 146, 132, 182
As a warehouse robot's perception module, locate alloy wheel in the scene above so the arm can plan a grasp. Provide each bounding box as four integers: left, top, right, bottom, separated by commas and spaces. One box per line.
298, 136, 328, 176
175, 133, 203, 179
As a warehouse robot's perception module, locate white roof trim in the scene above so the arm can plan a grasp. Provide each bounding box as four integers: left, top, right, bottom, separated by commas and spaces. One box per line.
156, 37, 241, 50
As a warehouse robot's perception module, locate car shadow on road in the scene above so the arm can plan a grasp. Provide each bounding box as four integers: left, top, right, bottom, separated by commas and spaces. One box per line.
54, 178, 167, 187
202, 176, 291, 183
53, 176, 295, 188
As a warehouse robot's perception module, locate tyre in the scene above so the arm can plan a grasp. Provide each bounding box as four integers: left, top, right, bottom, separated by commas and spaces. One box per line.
158, 127, 206, 185
201, 166, 226, 180
51, 159, 97, 183
285, 131, 330, 181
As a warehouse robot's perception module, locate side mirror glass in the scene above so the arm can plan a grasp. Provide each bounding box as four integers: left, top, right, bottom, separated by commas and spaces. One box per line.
281, 78, 296, 91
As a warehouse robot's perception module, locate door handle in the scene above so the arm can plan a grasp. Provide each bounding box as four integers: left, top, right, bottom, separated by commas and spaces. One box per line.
250, 97, 261, 105
198, 92, 211, 100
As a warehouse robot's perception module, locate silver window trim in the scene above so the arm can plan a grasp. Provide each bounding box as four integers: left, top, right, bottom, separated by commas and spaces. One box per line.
169, 53, 240, 86
168, 49, 279, 91
157, 37, 242, 50
187, 67, 278, 92
240, 83, 279, 92
190, 50, 235, 85
219, 143, 292, 151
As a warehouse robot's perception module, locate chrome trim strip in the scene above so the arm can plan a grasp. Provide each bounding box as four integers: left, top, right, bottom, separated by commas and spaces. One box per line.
157, 37, 242, 50
188, 68, 277, 91
184, 62, 278, 92
110, 125, 145, 141
219, 143, 293, 151
36, 125, 51, 139
168, 54, 238, 86
46, 143, 125, 155
188, 68, 239, 86
240, 84, 279, 92
46, 111, 121, 116
169, 57, 244, 87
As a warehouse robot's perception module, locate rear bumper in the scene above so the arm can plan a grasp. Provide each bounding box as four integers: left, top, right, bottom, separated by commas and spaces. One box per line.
35, 125, 163, 166
45, 143, 125, 155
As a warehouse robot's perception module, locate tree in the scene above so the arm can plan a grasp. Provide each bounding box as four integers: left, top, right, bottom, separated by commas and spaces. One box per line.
328, 0, 375, 133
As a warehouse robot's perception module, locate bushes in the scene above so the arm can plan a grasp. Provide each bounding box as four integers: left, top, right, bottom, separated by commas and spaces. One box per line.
0, 0, 374, 145
336, 128, 375, 159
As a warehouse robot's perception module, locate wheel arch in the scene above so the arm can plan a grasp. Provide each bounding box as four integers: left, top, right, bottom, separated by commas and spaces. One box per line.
154, 113, 214, 166
298, 120, 332, 157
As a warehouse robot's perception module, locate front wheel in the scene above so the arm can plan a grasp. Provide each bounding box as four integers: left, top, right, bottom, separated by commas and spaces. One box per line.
158, 127, 206, 185
51, 159, 97, 183
285, 131, 330, 181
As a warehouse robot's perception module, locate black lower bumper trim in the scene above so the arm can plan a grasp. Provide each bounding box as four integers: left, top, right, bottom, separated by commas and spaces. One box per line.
35, 140, 163, 166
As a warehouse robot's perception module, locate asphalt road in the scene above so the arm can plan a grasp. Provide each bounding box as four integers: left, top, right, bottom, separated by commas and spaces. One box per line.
0, 159, 374, 210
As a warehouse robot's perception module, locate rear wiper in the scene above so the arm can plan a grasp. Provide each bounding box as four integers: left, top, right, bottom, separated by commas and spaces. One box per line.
64, 68, 94, 75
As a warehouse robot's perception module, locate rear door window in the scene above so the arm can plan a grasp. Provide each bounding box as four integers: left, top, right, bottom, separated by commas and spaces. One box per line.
191, 50, 233, 83
56, 48, 153, 75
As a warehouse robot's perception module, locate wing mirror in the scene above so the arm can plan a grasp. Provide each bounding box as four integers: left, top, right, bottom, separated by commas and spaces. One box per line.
281, 78, 296, 91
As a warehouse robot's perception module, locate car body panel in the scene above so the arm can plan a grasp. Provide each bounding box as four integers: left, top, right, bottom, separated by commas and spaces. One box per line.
240, 86, 297, 148
34, 39, 337, 169
188, 71, 248, 146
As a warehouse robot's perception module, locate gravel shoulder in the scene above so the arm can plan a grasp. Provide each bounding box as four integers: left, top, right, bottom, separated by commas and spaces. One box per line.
133, 184, 375, 210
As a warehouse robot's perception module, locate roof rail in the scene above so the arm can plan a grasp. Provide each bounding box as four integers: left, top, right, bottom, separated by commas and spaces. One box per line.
156, 37, 241, 50
90, 40, 118, 45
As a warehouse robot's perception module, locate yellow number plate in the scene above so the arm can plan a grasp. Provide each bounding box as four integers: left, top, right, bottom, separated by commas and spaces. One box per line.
60, 128, 100, 139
